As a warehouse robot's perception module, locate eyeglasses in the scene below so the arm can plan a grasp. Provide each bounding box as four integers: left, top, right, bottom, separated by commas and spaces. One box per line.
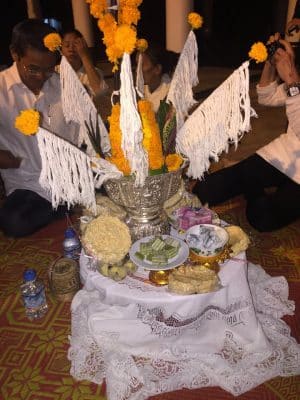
22, 64, 54, 78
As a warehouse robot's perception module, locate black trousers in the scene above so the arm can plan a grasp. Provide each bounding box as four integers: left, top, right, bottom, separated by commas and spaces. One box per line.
0, 189, 68, 238
192, 154, 300, 232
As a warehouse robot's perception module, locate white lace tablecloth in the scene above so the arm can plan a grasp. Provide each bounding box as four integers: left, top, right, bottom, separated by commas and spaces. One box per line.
68, 252, 300, 400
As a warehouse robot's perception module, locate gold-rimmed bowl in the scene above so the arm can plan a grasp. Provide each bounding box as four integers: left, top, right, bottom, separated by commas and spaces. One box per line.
186, 224, 229, 268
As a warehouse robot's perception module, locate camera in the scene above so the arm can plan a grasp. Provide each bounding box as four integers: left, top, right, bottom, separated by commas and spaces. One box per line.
266, 40, 284, 59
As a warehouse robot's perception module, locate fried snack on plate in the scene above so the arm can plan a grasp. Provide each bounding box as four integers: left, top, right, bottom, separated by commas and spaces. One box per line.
224, 225, 250, 257
168, 264, 219, 295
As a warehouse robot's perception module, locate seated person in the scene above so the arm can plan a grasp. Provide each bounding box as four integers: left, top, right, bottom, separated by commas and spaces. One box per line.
137, 44, 179, 112
0, 19, 80, 238
59, 28, 108, 102
192, 34, 300, 232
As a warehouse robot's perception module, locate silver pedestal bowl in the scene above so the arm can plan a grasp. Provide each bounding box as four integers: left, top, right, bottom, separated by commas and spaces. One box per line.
104, 169, 182, 241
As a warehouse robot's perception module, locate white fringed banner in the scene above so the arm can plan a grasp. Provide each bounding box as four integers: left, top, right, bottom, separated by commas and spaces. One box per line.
176, 61, 257, 179
120, 53, 148, 186
37, 127, 97, 213
166, 30, 199, 131
60, 56, 111, 156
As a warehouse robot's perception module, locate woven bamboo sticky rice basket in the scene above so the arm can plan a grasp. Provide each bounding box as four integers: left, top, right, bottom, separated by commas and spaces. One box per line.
48, 257, 81, 301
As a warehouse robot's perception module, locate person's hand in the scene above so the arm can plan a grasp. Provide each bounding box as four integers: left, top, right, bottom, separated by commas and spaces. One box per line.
73, 37, 90, 61
273, 38, 299, 84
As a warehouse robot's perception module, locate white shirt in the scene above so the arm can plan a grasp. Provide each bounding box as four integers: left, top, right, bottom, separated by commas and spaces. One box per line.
256, 80, 300, 184
144, 74, 171, 113
0, 63, 79, 201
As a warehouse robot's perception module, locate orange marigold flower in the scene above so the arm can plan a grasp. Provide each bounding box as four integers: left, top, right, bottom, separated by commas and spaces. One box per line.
165, 153, 183, 172
15, 109, 40, 136
119, 6, 141, 26
43, 33, 62, 52
136, 38, 148, 52
138, 100, 164, 171
107, 104, 131, 175
90, 0, 107, 18
115, 24, 137, 55
248, 42, 268, 63
188, 12, 203, 30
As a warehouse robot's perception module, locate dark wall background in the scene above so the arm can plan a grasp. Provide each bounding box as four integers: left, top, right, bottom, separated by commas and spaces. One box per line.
0, 0, 289, 68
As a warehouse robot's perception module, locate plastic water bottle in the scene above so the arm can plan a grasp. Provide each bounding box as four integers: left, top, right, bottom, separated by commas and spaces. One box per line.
63, 227, 81, 261
20, 269, 48, 321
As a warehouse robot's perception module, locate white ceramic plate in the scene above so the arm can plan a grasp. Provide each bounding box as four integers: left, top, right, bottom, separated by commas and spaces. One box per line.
129, 235, 189, 271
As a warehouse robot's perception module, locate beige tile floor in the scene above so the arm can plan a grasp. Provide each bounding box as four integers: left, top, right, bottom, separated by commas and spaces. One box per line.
98, 63, 287, 172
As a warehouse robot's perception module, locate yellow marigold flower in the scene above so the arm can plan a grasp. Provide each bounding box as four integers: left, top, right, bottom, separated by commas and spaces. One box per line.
115, 25, 137, 55
188, 12, 203, 30
106, 44, 123, 66
119, 6, 141, 26
98, 12, 117, 32
90, 0, 107, 18
15, 109, 40, 136
165, 153, 183, 172
107, 104, 131, 175
138, 100, 164, 171
248, 42, 268, 63
136, 38, 148, 52
43, 33, 62, 52
120, 0, 142, 7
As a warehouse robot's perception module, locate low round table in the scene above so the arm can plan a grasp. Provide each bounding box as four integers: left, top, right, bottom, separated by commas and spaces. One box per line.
68, 250, 299, 400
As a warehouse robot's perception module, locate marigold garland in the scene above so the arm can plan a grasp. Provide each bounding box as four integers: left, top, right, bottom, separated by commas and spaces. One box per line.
86, 0, 142, 71
15, 109, 40, 136
138, 100, 164, 171
248, 42, 268, 63
106, 104, 131, 175
165, 153, 183, 172
188, 12, 203, 30
43, 33, 62, 52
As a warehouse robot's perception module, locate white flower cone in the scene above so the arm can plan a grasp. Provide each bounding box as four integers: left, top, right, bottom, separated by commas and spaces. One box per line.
120, 53, 148, 186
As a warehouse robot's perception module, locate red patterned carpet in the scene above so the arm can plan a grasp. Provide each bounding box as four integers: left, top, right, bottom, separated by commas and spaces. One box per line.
0, 197, 299, 400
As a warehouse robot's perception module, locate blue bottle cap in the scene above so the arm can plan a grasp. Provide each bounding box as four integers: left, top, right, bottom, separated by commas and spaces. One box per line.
64, 227, 76, 238
23, 269, 37, 282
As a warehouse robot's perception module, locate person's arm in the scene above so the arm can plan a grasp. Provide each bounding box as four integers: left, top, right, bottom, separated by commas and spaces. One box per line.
74, 37, 106, 96
0, 149, 21, 169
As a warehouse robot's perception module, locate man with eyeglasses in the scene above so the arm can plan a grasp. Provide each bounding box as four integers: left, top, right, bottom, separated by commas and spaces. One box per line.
0, 19, 79, 237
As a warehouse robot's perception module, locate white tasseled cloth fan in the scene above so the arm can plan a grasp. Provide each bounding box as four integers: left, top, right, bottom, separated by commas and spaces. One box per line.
166, 30, 199, 131
176, 61, 257, 179
60, 56, 110, 156
37, 127, 97, 213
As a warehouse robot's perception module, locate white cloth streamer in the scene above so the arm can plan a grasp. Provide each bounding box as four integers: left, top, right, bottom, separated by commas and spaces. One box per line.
135, 52, 144, 98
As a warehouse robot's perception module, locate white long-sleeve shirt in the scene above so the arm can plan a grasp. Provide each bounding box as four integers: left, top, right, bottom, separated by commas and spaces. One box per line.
0, 63, 79, 201
256, 80, 300, 184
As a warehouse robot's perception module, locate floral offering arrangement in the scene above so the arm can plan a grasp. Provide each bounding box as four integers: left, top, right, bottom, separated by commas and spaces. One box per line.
13, 0, 259, 214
